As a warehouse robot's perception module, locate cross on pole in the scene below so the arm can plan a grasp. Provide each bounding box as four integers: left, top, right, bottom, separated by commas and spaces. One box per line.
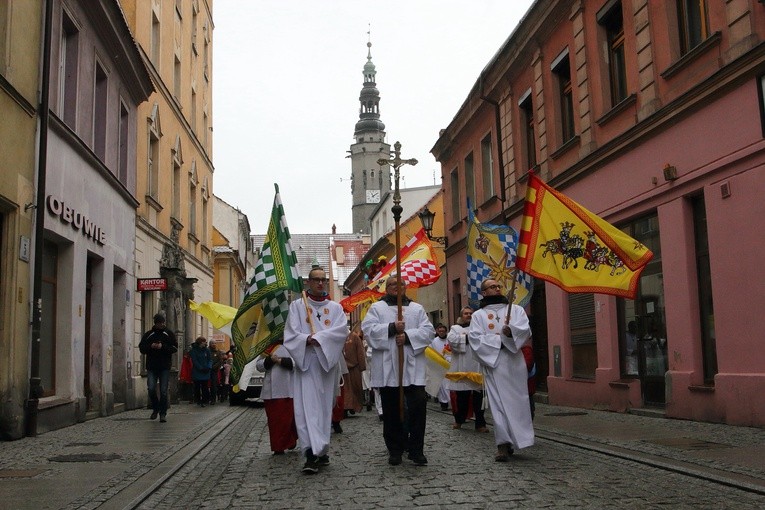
377, 141, 417, 421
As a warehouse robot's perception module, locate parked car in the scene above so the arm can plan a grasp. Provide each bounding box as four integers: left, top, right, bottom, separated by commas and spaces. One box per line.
229, 357, 265, 406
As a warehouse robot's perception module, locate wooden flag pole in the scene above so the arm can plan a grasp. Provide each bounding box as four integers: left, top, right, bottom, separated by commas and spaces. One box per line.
302, 291, 316, 335
378, 141, 417, 422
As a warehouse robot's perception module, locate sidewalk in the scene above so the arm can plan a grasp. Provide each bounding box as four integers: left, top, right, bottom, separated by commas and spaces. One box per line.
0, 401, 243, 510
530, 402, 765, 494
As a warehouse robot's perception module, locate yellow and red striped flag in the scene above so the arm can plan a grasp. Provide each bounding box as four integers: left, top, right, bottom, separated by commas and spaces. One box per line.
516, 173, 653, 299
366, 228, 442, 294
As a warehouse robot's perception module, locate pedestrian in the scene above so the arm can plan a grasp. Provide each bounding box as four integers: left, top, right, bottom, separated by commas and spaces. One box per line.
220, 352, 233, 402
209, 343, 223, 405
332, 355, 348, 434
256, 342, 298, 454
446, 307, 488, 432
343, 326, 367, 416
190, 336, 212, 407
429, 324, 451, 411
362, 275, 435, 466
138, 313, 178, 423
283, 267, 348, 474
468, 279, 535, 462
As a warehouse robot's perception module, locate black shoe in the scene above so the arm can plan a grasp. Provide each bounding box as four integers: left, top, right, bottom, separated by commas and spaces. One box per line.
201, 403, 206, 408
388, 453, 402, 466
302, 457, 319, 474
408, 452, 428, 465
332, 422, 343, 433
317, 455, 330, 466
272, 451, 285, 455
159, 414, 167, 423
150, 411, 158, 420
440, 403, 449, 411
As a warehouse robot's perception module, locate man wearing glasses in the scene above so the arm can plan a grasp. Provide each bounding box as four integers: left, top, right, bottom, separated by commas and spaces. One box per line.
468, 278, 534, 462
362, 275, 435, 467
284, 267, 348, 474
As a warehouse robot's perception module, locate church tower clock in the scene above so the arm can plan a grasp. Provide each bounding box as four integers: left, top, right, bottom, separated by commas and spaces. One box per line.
350, 39, 391, 234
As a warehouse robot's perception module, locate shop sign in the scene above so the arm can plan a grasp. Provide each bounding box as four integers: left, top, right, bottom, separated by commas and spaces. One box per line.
137, 278, 167, 291
46, 194, 106, 245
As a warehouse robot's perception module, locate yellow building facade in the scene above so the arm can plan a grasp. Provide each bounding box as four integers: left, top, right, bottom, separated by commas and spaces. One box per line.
0, 1, 41, 439
121, 0, 215, 403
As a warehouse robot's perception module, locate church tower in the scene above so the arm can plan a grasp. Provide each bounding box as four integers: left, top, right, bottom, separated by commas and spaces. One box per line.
350, 39, 391, 234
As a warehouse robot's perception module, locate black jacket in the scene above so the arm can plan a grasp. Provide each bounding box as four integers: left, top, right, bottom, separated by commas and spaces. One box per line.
139, 326, 178, 372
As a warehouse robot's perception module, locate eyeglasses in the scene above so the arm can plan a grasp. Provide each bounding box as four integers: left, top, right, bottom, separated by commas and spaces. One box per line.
483, 284, 502, 290
308, 277, 329, 283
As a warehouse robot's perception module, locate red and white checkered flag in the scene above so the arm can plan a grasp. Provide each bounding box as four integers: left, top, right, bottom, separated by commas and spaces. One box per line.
367, 229, 442, 292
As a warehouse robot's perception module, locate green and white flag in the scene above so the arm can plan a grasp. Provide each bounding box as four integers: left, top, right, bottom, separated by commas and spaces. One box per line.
231, 184, 302, 389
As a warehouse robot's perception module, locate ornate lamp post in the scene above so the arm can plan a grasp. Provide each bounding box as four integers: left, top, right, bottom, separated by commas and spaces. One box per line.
417, 206, 447, 247
377, 141, 417, 420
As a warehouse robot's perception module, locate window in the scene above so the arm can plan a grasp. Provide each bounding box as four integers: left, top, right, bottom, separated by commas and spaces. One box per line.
452, 278, 462, 321
151, 11, 160, 66
191, 88, 197, 131
552, 50, 575, 144
519, 90, 536, 171
677, 0, 708, 55
59, 10, 79, 128
93, 62, 108, 160
174, 56, 181, 101
692, 195, 717, 383
464, 152, 475, 210
203, 112, 208, 151
480, 135, 494, 201
189, 163, 197, 237
148, 105, 161, 200
0, 1, 9, 74
450, 168, 460, 225
569, 293, 596, 379
40, 240, 58, 396
598, 0, 627, 106
171, 139, 182, 219
118, 101, 129, 185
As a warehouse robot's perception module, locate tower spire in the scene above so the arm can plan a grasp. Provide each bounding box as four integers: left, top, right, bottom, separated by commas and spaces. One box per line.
355, 31, 384, 136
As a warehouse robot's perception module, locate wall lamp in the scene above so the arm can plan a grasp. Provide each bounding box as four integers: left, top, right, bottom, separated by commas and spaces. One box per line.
663, 163, 678, 182
418, 206, 447, 247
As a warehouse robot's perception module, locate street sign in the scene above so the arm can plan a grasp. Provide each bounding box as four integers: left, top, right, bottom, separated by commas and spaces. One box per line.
136, 278, 167, 291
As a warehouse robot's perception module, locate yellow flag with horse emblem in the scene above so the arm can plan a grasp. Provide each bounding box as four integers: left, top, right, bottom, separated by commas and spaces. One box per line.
516, 173, 653, 299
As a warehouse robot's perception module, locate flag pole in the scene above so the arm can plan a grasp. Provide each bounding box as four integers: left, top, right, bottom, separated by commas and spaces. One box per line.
378, 141, 417, 421
302, 290, 316, 335
504, 170, 531, 325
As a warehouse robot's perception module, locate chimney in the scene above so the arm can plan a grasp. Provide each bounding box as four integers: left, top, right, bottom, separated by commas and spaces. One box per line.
331, 224, 337, 234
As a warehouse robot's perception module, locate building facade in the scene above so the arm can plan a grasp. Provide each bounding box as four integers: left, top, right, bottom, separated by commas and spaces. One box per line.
211, 195, 252, 351
0, 1, 42, 439
121, 0, 215, 407
432, 0, 765, 426
34, 0, 153, 433
350, 40, 392, 234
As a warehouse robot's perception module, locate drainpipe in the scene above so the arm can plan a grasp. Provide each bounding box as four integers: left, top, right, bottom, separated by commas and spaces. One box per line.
27, 0, 53, 437
479, 74, 508, 223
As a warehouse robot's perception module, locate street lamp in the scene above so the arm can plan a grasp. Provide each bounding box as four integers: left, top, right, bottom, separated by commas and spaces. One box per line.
418, 206, 447, 247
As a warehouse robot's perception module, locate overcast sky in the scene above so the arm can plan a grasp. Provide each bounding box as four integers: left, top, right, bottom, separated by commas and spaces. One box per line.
212, 1, 534, 235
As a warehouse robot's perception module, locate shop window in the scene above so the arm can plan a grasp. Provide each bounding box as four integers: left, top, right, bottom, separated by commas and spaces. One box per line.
677, 0, 708, 55
692, 195, 717, 382
598, 0, 627, 106
481, 134, 494, 201
618, 213, 667, 404
569, 293, 596, 379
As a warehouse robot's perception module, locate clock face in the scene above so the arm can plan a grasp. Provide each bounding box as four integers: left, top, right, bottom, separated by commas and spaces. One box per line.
366, 189, 381, 203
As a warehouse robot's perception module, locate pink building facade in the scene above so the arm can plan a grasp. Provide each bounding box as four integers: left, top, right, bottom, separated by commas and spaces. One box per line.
432, 0, 765, 426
